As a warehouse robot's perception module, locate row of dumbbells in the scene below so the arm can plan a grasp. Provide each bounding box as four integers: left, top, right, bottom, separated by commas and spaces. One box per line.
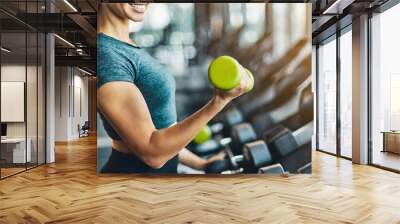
189, 55, 313, 174
203, 121, 313, 174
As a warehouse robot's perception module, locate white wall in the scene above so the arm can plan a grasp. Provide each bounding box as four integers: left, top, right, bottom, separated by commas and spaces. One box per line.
72, 72, 89, 138
1, 65, 26, 138
55, 66, 69, 141
54, 67, 89, 141
1, 64, 38, 138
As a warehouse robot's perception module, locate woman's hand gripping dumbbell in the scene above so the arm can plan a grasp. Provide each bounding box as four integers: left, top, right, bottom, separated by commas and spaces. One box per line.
193, 55, 255, 145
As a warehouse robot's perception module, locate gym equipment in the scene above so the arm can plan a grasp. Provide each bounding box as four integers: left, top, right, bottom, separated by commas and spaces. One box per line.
232, 37, 309, 107
194, 138, 227, 156
190, 123, 227, 156
208, 25, 245, 57
78, 121, 90, 138
216, 56, 311, 137
208, 56, 254, 91
205, 121, 313, 174
192, 83, 313, 157
279, 87, 313, 131
191, 120, 257, 156
205, 140, 274, 174
230, 123, 257, 154
219, 79, 312, 142
194, 54, 311, 142
254, 37, 309, 83
241, 55, 312, 119
236, 32, 272, 69
263, 121, 313, 173
224, 107, 243, 129
192, 123, 223, 146
250, 83, 313, 135
193, 126, 212, 144
258, 163, 287, 176
245, 68, 254, 91
266, 121, 313, 159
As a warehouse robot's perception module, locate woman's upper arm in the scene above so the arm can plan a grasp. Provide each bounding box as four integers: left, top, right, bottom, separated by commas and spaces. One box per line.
97, 81, 156, 155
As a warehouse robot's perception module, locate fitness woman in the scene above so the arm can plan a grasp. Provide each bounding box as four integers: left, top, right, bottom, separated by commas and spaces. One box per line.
97, 3, 248, 173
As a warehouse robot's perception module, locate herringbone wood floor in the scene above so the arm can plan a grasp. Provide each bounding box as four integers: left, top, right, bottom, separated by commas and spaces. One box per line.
1, 135, 400, 224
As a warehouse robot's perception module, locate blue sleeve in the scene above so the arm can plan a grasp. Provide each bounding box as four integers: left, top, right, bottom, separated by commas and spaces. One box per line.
97, 47, 137, 88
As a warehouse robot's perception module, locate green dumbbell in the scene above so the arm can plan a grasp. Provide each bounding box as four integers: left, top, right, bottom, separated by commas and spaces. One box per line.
208, 55, 254, 92
194, 126, 212, 144
244, 68, 254, 92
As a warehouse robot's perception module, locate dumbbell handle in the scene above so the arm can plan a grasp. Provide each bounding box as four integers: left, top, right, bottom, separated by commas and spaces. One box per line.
220, 137, 232, 146
292, 121, 313, 147
205, 153, 244, 174
231, 155, 244, 167
209, 122, 224, 133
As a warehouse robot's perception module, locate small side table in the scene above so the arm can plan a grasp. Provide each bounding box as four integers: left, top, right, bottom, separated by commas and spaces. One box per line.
1, 138, 32, 165
381, 131, 400, 155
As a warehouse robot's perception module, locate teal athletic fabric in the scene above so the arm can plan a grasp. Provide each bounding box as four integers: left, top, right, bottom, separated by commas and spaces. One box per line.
97, 33, 178, 173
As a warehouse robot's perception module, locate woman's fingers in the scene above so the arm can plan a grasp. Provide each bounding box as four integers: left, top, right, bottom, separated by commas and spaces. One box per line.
207, 151, 226, 163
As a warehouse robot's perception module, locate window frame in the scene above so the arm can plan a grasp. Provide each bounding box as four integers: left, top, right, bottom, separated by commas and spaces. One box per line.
0, 0, 47, 180
315, 24, 353, 160
367, 0, 400, 173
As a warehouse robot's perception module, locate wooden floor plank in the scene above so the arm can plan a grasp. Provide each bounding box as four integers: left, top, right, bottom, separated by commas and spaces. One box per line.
0, 135, 399, 223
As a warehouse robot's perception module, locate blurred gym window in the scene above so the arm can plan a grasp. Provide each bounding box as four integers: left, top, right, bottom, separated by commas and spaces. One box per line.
289, 4, 307, 44
271, 4, 308, 59
130, 3, 195, 76
239, 3, 266, 48
228, 3, 244, 28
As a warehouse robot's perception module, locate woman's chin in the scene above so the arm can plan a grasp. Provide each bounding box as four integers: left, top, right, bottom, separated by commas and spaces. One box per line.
130, 16, 145, 22
127, 10, 146, 22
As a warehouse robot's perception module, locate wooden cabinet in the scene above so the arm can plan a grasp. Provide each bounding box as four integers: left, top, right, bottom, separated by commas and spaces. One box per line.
382, 132, 400, 154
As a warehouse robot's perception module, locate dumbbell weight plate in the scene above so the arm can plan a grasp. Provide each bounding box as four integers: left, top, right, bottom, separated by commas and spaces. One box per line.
243, 140, 273, 169
225, 108, 243, 127
208, 56, 242, 90
231, 123, 257, 154
194, 126, 212, 144
250, 113, 274, 136
232, 123, 257, 144
258, 163, 286, 175
297, 162, 312, 174
194, 139, 220, 156
268, 131, 298, 158
244, 68, 254, 92
263, 124, 287, 141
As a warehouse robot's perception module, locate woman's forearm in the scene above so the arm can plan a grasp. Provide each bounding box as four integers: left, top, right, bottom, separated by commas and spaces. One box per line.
98, 82, 245, 169
179, 148, 208, 170
138, 97, 228, 168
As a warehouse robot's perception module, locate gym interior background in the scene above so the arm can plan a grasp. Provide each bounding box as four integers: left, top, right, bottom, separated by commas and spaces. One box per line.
96, 3, 313, 174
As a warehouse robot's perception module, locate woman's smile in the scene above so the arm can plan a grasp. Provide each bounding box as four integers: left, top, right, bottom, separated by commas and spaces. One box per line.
129, 3, 148, 13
